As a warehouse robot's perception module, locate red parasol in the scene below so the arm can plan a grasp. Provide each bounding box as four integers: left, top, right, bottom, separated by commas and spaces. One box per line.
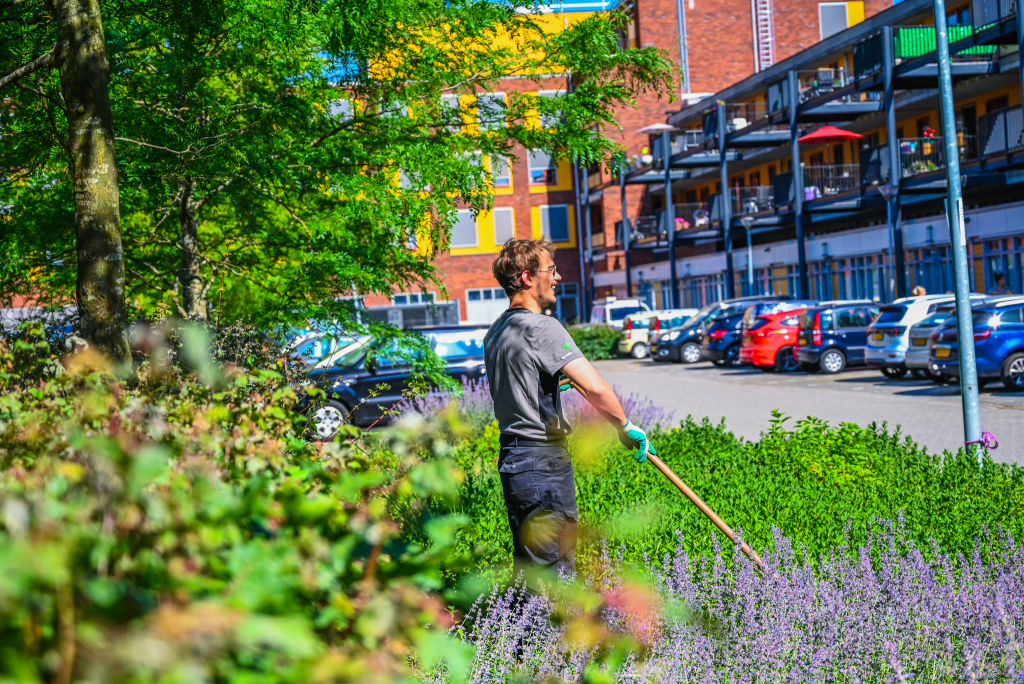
798, 125, 863, 145
798, 125, 863, 165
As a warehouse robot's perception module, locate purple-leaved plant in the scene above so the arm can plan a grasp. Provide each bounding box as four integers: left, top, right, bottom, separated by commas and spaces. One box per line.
427, 521, 1024, 683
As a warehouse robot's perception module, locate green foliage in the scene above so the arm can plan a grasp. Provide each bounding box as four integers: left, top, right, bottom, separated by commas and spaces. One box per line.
0, 0, 675, 328
440, 413, 1024, 579
568, 324, 621, 360
0, 326, 474, 683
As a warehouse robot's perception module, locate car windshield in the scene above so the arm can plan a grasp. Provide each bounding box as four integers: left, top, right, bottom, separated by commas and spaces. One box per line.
874, 306, 907, 324
290, 333, 354, 364
430, 329, 486, 359
609, 306, 642, 321
323, 337, 371, 369
680, 305, 716, 329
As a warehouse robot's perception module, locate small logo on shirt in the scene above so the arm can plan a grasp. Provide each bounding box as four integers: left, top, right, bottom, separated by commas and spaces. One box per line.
562, 342, 571, 350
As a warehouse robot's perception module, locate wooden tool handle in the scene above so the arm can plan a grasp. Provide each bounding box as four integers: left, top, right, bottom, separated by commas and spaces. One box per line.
647, 452, 764, 569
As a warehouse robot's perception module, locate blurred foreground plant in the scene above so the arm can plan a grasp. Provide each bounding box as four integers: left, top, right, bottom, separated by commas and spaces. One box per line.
0, 324, 474, 683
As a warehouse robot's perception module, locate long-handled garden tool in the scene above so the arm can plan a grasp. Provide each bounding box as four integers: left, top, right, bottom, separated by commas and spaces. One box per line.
561, 379, 765, 570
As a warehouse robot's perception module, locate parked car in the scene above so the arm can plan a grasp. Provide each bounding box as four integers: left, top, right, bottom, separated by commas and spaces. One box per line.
699, 311, 748, 367
739, 307, 813, 372
306, 325, 488, 436
906, 295, 1007, 380
590, 297, 651, 330
739, 299, 817, 330
617, 308, 698, 359
794, 301, 880, 374
865, 295, 962, 379
650, 295, 786, 363
929, 297, 1024, 389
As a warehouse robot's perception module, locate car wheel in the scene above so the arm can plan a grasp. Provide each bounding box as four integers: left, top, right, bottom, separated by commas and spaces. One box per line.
681, 342, 701, 364
880, 366, 908, 380
799, 362, 820, 374
1000, 353, 1024, 390
724, 344, 741, 367
819, 349, 846, 374
312, 399, 351, 439
909, 368, 928, 380
630, 342, 649, 359
774, 346, 799, 372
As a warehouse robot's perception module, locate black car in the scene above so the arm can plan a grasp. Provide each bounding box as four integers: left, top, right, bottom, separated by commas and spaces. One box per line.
306, 325, 488, 436
651, 295, 787, 364
699, 311, 747, 366
794, 301, 879, 373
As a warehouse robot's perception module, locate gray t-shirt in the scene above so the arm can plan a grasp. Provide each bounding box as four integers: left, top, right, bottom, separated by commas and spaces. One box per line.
483, 308, 584, 441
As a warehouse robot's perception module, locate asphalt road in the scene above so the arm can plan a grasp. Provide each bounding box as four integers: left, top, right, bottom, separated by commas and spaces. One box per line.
596, 358, 1024, 466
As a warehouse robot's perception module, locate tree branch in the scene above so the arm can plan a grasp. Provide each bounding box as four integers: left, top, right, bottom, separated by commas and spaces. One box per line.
0, 47, 53, 91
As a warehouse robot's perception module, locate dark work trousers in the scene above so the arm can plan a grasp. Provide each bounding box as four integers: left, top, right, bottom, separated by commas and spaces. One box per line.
497, 435, 578, 579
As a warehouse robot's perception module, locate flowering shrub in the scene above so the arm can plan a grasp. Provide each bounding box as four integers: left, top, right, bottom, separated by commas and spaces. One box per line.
0, 325, 473, 683
434, 522, 1024, 683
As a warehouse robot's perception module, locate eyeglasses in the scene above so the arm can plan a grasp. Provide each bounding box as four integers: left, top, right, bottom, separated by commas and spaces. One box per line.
533, 265, 558, 276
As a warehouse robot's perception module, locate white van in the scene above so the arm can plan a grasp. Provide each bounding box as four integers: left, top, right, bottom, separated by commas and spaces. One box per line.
589, 297, 651, 330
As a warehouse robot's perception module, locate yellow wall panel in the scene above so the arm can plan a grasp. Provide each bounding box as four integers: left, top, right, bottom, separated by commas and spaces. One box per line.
530, 204, 577, 248
847, 1, 865, 26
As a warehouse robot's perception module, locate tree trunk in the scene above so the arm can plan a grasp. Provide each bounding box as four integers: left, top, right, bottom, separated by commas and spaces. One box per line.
48, 0, 130, 363
177, 178, 208, 320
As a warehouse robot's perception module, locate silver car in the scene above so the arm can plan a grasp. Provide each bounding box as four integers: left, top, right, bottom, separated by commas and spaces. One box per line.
866, 295, 959, 378
905, 304, 956, 378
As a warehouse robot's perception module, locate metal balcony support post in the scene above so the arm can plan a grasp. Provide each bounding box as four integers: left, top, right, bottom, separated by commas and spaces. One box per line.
933, 0, 983, 463
787, 71, 808, 299
583, 166, 595, 309
573, 161, 588, 318
882, 25, 906, 299
663, 129, 680, 307
717, 102, 735, 299
620, 158, 633, 298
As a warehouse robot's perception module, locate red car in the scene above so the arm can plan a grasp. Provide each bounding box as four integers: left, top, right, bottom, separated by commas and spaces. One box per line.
739, 308, 808, 372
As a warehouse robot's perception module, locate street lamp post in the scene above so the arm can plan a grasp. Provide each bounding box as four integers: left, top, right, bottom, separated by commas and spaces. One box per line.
878, 183, 899, 301
740, 216, 755, 296
932, 0, 983, 463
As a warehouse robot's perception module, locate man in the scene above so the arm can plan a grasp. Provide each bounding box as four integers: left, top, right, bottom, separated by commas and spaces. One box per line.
989, 272, 1013, 296
484, 238, 655, 578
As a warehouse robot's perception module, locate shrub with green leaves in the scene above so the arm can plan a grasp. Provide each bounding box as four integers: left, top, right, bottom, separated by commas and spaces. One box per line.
438, 410, 1024, 579
568, 324, 621, 360
0, 326, 474, 684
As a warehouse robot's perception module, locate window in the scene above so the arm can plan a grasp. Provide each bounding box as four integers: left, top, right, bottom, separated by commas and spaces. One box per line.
429, 329, 487, 360
491, 155, 511, 188
819, 2, 849, 40
529, 150, 558, 185
466, 287, 508, 302
540, 205, 570, 242
538, 90, 564, 128
477, 93, 506, 132
493, 207, 515, 244
329, 99, 353, 120
994, 307, 1024, 324
392, 292, 436, 306
441, 94, 462, 131
451, 210, 478, 248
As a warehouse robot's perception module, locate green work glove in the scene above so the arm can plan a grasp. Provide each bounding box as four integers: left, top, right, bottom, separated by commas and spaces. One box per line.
618, 419, 656, 464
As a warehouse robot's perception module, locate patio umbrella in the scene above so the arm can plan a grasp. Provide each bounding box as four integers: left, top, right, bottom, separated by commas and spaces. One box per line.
798, 125, 863, 164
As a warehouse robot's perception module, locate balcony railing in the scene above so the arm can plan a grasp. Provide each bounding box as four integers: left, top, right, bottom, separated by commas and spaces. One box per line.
797, 68, 850, 102
732, 186, 774, 215
899, 137, 946, 177
860, 143, 892, 186
673, 203, 711, 231
802, 164, 860, 197
854, 32, 884, 79
893, 25, 996, 64
650, 129, 705, 165
973, 0, 1016, 30
978, 105, 1024, 157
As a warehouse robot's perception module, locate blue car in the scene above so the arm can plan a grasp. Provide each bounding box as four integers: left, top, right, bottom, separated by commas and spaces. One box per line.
929, 297, 1024, 390
793, 300, 880, 374
699, 311, 747, 367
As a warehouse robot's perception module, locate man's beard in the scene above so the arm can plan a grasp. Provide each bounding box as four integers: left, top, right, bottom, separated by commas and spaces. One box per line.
539, 287, 557, 308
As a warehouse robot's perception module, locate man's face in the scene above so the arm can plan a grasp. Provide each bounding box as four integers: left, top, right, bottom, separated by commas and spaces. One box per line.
532, 250, 560, 308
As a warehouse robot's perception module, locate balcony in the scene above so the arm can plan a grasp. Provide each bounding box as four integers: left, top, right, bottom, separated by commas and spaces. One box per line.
973, 0, 1016, 30
893, 25, 996, 64
978, 105, 1024, 157
797, 68, 850, 103
732, 187, 774, 215
860, 143, 892, 186
650, 129, 705, 167
802, 164, 860, 197
853, 32, 884, 80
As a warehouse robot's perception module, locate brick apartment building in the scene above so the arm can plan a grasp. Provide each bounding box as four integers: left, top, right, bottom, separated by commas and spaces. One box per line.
365, 0, 893, 325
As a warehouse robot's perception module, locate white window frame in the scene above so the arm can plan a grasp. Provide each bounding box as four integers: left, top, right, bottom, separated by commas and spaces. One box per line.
393, 291, 437, 306
540, 204, 571, 243
490, 154, 511, 188
538, 89, 564, 128
818, 2, 849, 40
441, 94, 462, 131
493, 207, 515, 245
477, 92, 506, 132
451, 209, 478, 248
466, 287, 508, 302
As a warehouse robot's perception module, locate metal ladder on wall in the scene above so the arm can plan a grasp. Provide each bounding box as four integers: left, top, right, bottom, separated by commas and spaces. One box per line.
753, 0, 775, 72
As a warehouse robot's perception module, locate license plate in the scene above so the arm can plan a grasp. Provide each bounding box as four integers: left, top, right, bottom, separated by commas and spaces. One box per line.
743, 334, 752, 343
913, 338, 927, 346
872, 332, 884, 341
798, 336, 808, 345
936, 346, 951, 358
